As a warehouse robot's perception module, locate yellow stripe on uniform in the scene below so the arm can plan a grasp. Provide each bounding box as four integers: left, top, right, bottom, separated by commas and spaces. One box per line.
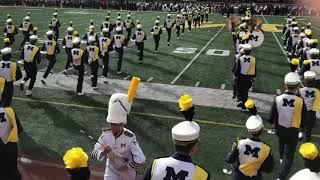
0, 77, 5, 94
313, 89, 320, 111
151, 159, 157, 178
11, 63, 17, 81
248, 57, 256, 76
239, 144, 270, 177
28, 47, 39, 61
292, 97, 303, 128
193, 165, 208, 180
4, 107, 18, 143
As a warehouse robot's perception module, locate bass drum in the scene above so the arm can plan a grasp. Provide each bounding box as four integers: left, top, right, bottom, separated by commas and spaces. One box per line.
249, 30, 264, 48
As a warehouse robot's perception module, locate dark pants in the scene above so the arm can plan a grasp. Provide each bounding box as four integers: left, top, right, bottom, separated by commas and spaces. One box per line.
23, 62, 37, 90
234, 169, 262, 180
201, 15, 204, 23
188, 21, 192, 31
153, 35, 160, 51
176, 26, 180, 38
115, 47, 124, 71
166, 28, 172, 43
315, 79, 320, 89
303, 110, 316, 142
43, 55, 56, 79
236, 75, 252, 104
126, 28, 131, 43
135, 42, 144, 61
20, 31, 30, 48
276, 126, 298, 180
5, 142, 21, 180
6, 34, 15, 46
205, 14, 209, 22
53, 28, 59, 41
1, 82, 14, 107
101, 53, 110, 77
64, 48, 72, 70
182, 23, 185, 34
74, 65, 84, 93
90, 60, 98, 87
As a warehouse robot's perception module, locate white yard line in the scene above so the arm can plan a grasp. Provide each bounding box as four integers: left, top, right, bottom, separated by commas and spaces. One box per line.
147, 77, 154, 82
195, 81, 200, 87
262, 15, 290, 63
123, 75, 131, 80
220, 84, 225, 89
299, 20, 320, 31
170, 25, 225, 84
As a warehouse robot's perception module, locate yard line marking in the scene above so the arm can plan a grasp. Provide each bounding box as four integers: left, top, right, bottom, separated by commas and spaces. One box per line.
170, 25, 225, 84
195, 81, 200, 87
220, 84, 225, 89
123, 75, 131, 80
299, 20, 320, 31
262, 15, 290, 63
12, 96, 320, 138
39, 67, 47, 72
147, 77, 154, 82
276, 89, 281, 95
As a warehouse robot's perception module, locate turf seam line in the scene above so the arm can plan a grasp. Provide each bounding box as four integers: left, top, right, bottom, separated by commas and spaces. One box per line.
170, 25, 225, 84
12, 96, 320, 138
262, 15, 290, 63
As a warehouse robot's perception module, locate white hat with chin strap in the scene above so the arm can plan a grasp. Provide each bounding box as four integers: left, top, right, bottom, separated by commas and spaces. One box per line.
284, 72, 300, 85
246, 115, 264, 133
107, 93, 132, 124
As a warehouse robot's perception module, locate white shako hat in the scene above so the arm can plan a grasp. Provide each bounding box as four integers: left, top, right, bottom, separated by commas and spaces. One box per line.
309, 48, 320, 55
1, 47, 12, 55
107, 93, 132, 124
246, 115, 264, 133
102, 28, 109, 33
46, 30, 54, 36
172, 121, 200, 144
29, 35, 38, 41
284, 72, 300, 85
67, 27, 74, 32
72, 37, 80, 44
304, 71, 316, 80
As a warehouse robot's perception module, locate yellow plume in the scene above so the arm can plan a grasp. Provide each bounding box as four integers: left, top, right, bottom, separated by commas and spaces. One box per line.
128, 77, 140, 102
63, 147, 88, 169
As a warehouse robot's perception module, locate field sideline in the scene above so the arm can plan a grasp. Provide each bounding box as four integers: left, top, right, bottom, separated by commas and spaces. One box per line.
1, 6, 320, 179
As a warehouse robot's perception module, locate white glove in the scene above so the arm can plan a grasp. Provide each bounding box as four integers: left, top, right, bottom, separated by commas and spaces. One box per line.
151, 32, 154, 35
63, 46, 66, 49
3, 33, 7, 36
131, 39, 135, 42
88, 59, 92, 64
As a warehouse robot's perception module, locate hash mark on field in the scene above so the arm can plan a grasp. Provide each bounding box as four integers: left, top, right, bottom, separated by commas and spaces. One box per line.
262, 15, 290, 63
123, 75, 131, 80
220, 84, 225, 89
276, 89, 281, 95
170, 25, 225, 84
147, 77, 154, 82
195, 82, 200, 87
